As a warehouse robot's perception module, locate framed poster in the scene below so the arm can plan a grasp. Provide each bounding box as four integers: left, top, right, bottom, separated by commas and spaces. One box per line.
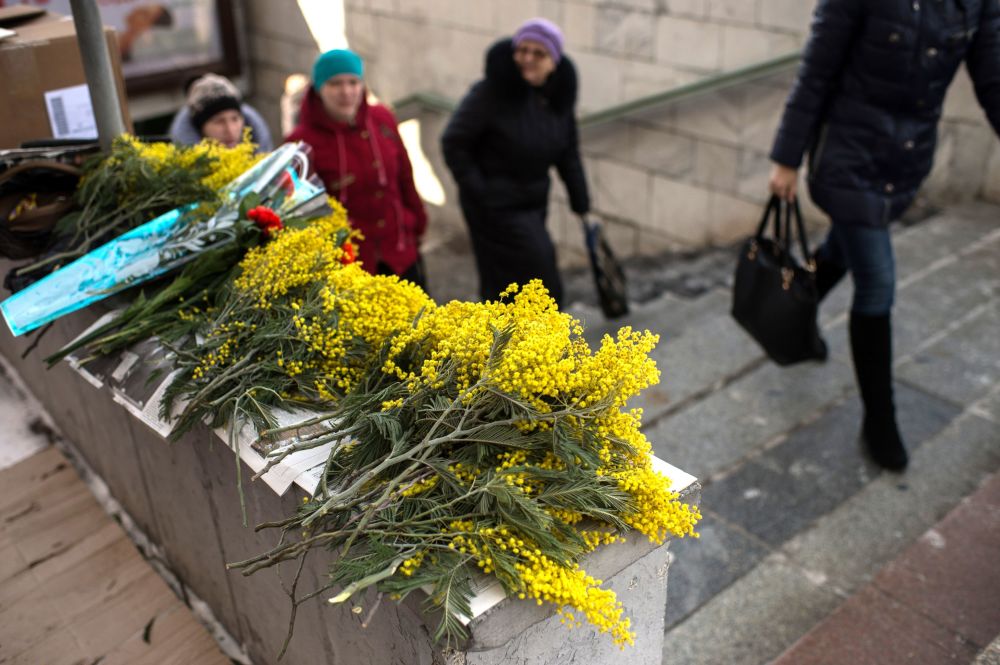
0, 0, 240, 93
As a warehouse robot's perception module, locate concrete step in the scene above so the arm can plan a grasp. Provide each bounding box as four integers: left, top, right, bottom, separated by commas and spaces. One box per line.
661, 401, 1000, 665
657, 203, 1000, 665
771, 468, 1000, 665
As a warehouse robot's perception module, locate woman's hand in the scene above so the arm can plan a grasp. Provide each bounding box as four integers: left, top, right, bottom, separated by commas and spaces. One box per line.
769, 163, 799, 201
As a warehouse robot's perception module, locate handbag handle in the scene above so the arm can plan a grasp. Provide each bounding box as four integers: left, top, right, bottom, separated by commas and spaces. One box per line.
784, 197, 814, 270
754, 194, 783, 241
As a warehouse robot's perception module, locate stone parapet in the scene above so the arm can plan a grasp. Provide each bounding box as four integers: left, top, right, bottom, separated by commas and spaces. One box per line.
0, 293, 699, 665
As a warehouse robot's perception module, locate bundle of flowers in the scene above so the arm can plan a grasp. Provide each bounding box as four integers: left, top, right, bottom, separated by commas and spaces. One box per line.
2, 136, 700, 654
161, 207, 701, 652
19, 134, 261, 279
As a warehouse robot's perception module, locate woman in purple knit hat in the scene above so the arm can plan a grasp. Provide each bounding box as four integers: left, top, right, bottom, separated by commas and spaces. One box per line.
442, 18, 590, 306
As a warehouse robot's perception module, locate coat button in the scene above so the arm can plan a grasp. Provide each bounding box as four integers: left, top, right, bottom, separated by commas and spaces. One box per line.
912, 0, 920, 9
917, 99, 926, 108
926, 47, 939, 57
884, 183, 895, 193
903, 140, 915, 150
889, 32, 901, 43
375, 190, 384, 199
377, 219, 386, 228
360, 130, 369, 139
372, 160, 380, 168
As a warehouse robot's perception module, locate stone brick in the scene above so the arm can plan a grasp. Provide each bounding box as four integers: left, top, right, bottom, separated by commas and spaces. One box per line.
740, 79, 790, 152
572, 51, 627, 112
924, 121, 995, 204
663, 0, 707, 19
580, 121, 628, 160
246, 0, 316, 44
345, 9, 380, 55
596, 7, 656, 60
758, 0, 815, 34
656, 15, 722, 71
591, 159, 653, 225
493, 0, 541, 33
562, 1, 597, 50
736, 148, 772, 199
693, 140, 740, 191
650, 176, 713, 245
621, 62, 700, 100
629, 123, 697, 179
249, 31, 318, 75
538, 0, 565, 25
721, 24, 801, 71
708, 190, 761, 244
707, 0, 755, 24
671, 86, 745, 144
406, 0, 494, 32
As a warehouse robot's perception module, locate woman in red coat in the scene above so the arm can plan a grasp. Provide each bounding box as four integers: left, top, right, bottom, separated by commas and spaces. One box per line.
286, 49, 428, 289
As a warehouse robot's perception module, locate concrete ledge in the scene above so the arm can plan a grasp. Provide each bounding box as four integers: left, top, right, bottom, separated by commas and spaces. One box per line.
0, 281, 699, 665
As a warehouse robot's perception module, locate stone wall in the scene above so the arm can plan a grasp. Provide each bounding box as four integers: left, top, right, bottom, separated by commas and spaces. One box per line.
243, 0, 1000, 259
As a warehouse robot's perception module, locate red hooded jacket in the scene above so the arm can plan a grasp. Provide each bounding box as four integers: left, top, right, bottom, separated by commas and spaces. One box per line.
286, 89, 427, 275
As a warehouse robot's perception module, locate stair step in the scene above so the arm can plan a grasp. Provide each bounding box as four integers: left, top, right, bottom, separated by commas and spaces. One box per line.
661, 407, 1000, 665
771, 468, 1000, 665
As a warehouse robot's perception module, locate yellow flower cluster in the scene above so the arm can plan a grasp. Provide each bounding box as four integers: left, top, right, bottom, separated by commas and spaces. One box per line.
384, 282, 660, 414
399, 550, 426, 576
288, 266, 432, 397
399, 475, 439, 498
614, 465, 701, 544
121, 131, 262, 193
512, 542, 634, 647
447, 462, 479, 486
235, 203, 354, 308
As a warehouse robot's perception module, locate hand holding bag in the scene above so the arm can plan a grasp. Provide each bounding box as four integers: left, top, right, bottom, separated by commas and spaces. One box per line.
582, 216, 629, 319
731, 195, 825, 365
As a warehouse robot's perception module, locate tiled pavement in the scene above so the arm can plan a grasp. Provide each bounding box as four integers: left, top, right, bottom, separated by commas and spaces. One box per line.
773, 469, 1000, 665
561, 202, 1000, 664
0, 445, 230, 665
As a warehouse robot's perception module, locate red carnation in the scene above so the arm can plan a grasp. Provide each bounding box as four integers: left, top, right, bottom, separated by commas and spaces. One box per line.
341, 241, 356, 264
247, 206, 283, 237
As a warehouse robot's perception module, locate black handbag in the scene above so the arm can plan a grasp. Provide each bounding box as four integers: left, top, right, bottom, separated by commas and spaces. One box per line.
583, 218, 629, 319
731, 195, 825, 366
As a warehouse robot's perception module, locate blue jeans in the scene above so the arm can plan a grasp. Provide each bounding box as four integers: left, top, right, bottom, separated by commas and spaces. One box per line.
816, 223, 895, 316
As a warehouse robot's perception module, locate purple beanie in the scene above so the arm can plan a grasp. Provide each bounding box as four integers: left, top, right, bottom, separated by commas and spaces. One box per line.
513, 18, 564, 63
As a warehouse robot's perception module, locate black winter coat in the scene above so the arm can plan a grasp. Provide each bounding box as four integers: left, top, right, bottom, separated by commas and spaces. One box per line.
441, 39, 590, 304
771, 0, 1000, 225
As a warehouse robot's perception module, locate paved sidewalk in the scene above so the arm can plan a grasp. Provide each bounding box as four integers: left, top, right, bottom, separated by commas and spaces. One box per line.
774, 469, 1000, 665
0, 446, 230, 665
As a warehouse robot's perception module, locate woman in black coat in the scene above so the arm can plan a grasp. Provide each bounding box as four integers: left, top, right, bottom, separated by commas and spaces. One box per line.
769, 0, 1000, 470
441, 18, 590, 306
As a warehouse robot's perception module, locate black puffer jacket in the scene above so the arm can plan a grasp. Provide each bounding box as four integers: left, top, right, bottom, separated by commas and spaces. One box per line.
771, 0, 1000, 225
441, 38, 589, 304
441, 39, 589, 215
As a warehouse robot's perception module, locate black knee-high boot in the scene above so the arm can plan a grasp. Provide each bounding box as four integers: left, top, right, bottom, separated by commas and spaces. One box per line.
849, 312, 908, 471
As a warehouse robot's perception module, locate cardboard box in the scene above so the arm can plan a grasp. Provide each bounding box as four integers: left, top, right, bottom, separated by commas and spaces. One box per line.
0, 5, 130, 149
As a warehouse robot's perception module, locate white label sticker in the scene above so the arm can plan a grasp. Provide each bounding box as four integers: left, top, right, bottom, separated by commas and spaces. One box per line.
44, 84, 97, 139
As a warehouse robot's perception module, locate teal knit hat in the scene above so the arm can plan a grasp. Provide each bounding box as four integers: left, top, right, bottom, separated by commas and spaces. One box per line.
313, 49, 364, 91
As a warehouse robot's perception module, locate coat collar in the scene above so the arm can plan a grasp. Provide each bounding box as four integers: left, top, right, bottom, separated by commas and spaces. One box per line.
297, 87, 371, 133
484, 38, 578, 113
